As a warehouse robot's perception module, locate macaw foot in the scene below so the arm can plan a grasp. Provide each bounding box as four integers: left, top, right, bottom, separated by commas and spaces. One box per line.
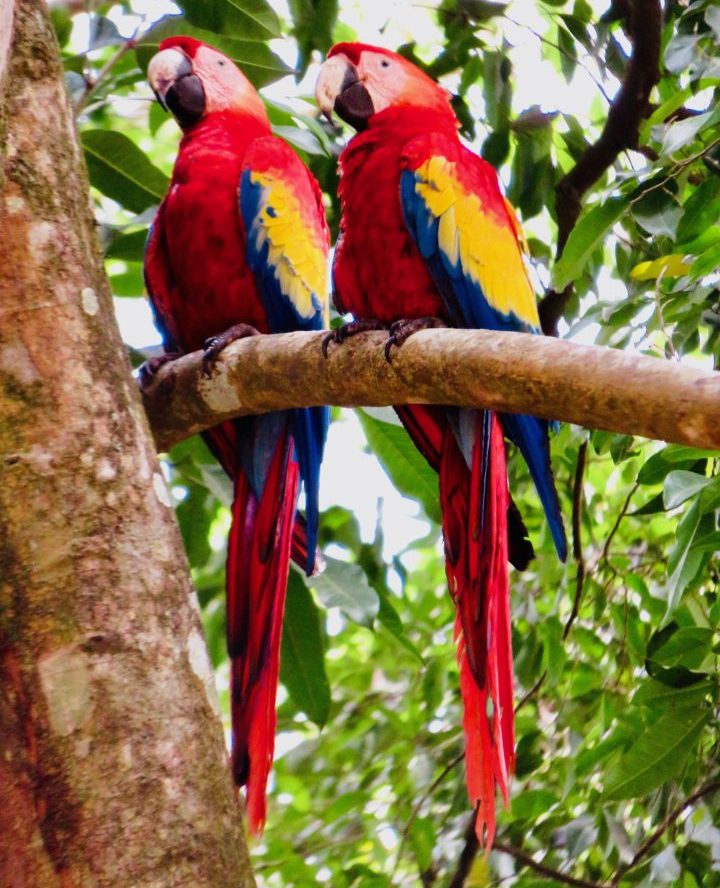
321, 318, 388, 358
202, 323, 260, 377
384, 316, 446, 362
138, 352, 182, 390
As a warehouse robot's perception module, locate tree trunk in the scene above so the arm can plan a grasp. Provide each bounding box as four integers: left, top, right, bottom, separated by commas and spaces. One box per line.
0, 3, 254, 886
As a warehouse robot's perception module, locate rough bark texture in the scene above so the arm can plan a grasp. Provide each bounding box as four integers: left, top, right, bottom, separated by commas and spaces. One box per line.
0, 3, 255, 886
142, 328, 720, 453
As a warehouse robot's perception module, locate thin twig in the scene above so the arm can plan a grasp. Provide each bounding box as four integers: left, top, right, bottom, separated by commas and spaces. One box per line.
601, 481, 639, 563
504, 13, 613, 104
391, 750, 465, 879
494, 841, 606, 888
74, 35, 137, 115
611, 779, 720, 886
563, 441, 588, 639
514, 670, 547, 714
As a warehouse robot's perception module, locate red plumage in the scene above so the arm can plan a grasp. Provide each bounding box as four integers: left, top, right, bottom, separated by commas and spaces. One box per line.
328, 72, 550, 841
145, 42, 329, 833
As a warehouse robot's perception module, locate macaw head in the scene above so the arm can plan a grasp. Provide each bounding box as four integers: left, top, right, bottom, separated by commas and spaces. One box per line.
148, 37, 268, 131
315, 42, 454, 131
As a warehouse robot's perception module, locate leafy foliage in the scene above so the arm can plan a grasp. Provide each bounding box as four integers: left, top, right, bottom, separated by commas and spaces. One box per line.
58, 0, 720, 885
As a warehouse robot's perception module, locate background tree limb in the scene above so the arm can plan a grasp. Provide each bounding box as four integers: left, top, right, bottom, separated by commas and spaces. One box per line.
539, 0, 663, 334
141, 328, 720, 453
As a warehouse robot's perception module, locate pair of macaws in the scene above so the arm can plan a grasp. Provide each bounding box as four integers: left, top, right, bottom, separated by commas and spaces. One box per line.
144, 38, 566, 847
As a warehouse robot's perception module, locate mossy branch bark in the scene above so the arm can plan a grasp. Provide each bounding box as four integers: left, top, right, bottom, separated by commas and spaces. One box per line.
0, 3, 254, 886
141, 328, 720, 453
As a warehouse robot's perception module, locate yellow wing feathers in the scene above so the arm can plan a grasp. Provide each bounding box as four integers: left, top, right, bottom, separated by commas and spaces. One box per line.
249, 170, 328, 322
414, 156, 539, 328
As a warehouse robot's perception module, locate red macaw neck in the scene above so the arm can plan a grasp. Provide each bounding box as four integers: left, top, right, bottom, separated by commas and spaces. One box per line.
363, 105, 458, 145
175, 110, 271, 171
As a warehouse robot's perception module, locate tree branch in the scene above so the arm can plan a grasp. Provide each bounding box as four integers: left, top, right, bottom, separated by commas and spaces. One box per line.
539, 0, 663, 334
611, 778, 720, 886
140, 329, 720, 454
494, 842, 606, 888
448, 814, 479, 888
564, 441, 588, 639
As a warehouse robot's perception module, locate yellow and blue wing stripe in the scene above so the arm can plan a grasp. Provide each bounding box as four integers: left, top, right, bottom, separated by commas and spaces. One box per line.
401, 143, 566, 560
240, 141, 330, 572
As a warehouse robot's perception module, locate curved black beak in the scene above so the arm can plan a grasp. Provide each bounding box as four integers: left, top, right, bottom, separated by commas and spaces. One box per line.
164, 75, 206, 130
316, 56, 375, 132
333, 65, 374, 131
148, 48, 206, 131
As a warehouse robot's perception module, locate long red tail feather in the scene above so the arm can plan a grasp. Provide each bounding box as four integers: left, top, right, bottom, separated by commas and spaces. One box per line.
226, 432, 299, 834
440, 412, 513, 849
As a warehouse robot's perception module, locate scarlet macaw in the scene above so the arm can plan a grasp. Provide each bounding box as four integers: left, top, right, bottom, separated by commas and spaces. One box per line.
144, 37, 329, 832
316, 43, 566, 846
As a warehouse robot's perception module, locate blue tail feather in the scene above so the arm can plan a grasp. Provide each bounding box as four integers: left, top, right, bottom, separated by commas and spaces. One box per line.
291, 405, 329, 574
500, 413, 567, 561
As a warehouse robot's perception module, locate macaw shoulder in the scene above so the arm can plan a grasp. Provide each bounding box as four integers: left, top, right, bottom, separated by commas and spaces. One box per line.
240, 136, 329, 328
242, 136, 329, 248
400, 133, 511, 222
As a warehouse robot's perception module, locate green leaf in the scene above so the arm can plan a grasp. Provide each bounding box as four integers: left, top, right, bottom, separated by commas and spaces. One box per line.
637, 445, 715, 486
483, 50, 512, 132
651, 627, 713, 670
281, 571, 331, 726
135, 17, 292, 88
690, 242, 720, 279
272, 125, 326, 157
552, 196, 629, 290
666, 499, 702, 615
663, 470, 712, 509
308, 557, 379, 626
661, 107, 720, 156
149, 100, 169, 137
88, 14, 122, 50
409, 817, 435, 873
511, 789, 558, 821
602, 707, 709, 800
375, 587, 423, 662
82, 130, 169, 213
631, 185, 681, 238
633, 678, 713, 708
288, 0, 339, 76
676, 177, 720, 245
51, 7, 72, 47
177, 482, 213, 568
539, 617, 565, 686
699, 476, 720, 512
109, 266, 145, 296
640, 87, 693, 144
177, 0, 281, 39
357, 409, 441, 524
106, 228, 149, 261
557, 24, 577, 82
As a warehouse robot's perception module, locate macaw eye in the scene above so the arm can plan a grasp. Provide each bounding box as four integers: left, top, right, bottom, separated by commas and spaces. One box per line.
218, 59, 226, 66
381, 60, 390, 68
